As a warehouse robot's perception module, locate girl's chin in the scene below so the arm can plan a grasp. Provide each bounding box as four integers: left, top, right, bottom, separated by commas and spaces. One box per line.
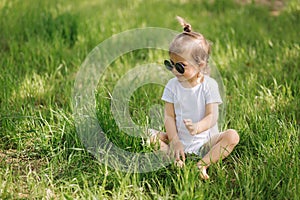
176, 74, 184, 78
176, 77, 186, 82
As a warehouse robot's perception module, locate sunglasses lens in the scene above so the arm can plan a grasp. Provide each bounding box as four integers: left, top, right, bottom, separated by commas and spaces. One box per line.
164, 60, 173, 71
175, 63, 185, 74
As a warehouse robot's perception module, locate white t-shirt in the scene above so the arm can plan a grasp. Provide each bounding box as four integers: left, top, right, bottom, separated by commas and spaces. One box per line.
161, 75, 222, 155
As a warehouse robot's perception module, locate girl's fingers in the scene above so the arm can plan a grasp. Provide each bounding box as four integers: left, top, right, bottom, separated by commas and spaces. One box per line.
180, 150, 186, 161
175, 150, 186, 161
183, 119, 191, 124
175, 151, 180, 161
184, 120, 193, 131
184, 119, 193, 128
175, 160, 185, 168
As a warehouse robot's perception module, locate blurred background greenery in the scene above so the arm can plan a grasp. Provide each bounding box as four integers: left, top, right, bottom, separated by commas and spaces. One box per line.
0, 0, 299, 199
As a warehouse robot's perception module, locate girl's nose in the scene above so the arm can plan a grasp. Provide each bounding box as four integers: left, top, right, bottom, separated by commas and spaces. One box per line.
172, 68, 178, 75
172, 67, 178, 74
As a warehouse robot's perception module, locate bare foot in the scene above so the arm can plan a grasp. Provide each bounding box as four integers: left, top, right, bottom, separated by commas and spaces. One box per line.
197, 164, 209, 180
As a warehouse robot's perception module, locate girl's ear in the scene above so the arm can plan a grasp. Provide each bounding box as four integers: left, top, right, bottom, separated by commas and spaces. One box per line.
198, 61, 206, 68
199, 61, 210, 75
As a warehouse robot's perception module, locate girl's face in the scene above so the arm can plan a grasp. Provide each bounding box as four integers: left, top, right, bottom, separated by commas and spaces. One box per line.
169, 53, 200, 83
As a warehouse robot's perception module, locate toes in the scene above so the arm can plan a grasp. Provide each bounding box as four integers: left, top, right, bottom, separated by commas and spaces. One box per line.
197, 165, 209, 180
200, 172, 209, 180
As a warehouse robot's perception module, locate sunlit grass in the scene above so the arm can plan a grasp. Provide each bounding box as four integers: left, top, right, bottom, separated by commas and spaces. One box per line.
0, 0, 299, 199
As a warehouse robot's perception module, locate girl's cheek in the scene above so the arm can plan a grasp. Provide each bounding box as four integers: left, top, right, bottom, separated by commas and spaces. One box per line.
184, 69, 194, 77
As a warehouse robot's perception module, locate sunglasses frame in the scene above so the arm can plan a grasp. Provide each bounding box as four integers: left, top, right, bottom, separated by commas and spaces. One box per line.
164, 60, 185, 74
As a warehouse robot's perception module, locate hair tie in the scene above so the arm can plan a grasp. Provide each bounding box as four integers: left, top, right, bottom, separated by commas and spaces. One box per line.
176, 16, 192, 32
183, 24, 191, 32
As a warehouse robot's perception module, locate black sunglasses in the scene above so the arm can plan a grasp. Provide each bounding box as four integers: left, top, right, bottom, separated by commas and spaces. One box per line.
164, 60, 185, 74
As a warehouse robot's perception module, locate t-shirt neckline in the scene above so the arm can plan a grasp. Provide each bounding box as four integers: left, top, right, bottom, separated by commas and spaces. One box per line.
176, 76, 206, 91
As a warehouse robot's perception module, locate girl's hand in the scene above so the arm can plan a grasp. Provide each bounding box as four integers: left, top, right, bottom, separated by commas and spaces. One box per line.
183, 119, 198, 136
174, 159, 185, 168
169, 139, 186, 165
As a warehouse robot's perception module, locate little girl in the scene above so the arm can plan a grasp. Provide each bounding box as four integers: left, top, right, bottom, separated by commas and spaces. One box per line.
151, 16, 240, 180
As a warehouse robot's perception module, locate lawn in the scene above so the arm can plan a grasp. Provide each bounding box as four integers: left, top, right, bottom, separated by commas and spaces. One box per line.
0, 0, 299, 199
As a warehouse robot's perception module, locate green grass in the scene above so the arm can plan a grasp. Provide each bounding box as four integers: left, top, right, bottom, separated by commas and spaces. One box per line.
0, 0, 299, 199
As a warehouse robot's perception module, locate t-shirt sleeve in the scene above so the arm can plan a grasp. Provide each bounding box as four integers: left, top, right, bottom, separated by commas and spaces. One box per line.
205, 78, 222, 105
161, 81, 174, 103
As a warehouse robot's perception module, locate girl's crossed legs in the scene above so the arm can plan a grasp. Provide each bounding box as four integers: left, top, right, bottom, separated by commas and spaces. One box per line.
149, 129, 239, 180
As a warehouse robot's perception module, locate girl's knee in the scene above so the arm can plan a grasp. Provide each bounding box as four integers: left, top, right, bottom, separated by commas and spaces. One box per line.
148, 129, 168, 144
159, 132, 168, 142
225, 129, 239, 145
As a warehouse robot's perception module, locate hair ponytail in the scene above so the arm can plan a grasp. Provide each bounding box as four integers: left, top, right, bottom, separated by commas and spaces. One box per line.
176, 16, 192, 32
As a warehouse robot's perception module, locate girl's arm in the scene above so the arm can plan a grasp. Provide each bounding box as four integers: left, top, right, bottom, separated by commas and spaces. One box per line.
165, 102, 185, 162
184, 103, 219, 136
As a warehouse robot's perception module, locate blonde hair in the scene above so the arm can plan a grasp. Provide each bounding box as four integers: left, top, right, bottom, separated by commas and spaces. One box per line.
169, 16, 211, 74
